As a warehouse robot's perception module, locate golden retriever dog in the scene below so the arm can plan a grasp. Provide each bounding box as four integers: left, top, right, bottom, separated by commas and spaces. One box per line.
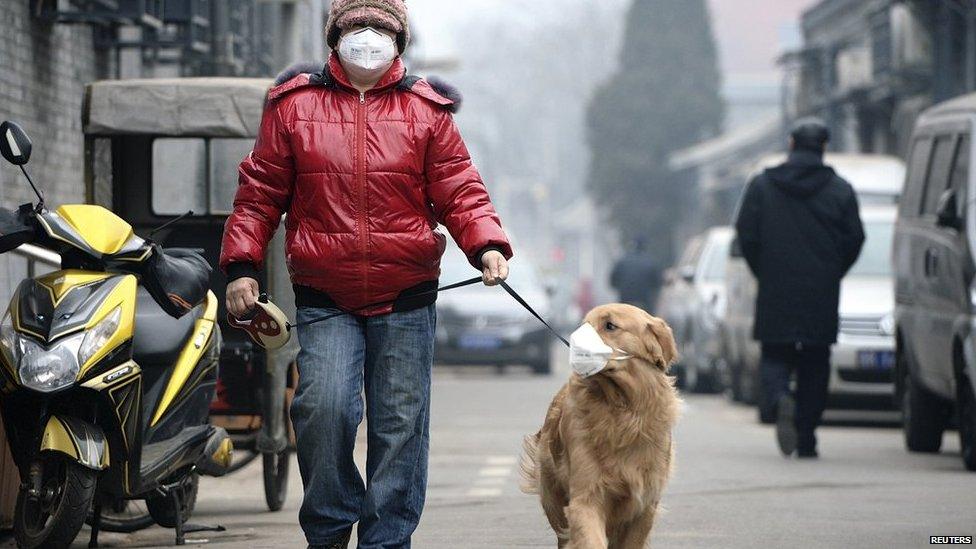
521, 304, 680, 549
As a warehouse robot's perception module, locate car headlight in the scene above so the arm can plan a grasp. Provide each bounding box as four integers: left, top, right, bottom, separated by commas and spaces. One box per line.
18, 332, 83, 393
879, 313, 895, 336
79, 307, 121, 367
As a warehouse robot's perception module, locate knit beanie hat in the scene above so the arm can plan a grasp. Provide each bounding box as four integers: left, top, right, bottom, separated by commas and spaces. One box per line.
326, 0, 410, 53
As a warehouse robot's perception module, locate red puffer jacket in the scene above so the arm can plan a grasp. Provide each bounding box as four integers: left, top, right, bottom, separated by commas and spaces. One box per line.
219, 54, 512, 316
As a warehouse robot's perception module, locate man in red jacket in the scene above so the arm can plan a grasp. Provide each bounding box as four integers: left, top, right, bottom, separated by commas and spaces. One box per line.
219, 1, 512, 547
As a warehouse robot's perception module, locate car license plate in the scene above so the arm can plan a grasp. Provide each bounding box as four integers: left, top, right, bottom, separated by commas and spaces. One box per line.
857, 350, 895, 370
458, 333, 502, 350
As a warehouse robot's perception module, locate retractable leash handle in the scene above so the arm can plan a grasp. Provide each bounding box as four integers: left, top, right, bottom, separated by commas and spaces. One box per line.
227, 293, 292, 350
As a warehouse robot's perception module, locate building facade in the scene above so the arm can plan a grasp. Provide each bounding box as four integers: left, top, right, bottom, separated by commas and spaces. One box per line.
786, 0, 976, 157
0, 0, 328, 318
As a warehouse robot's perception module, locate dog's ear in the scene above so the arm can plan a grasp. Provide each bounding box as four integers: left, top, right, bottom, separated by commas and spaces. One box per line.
644, 316, 678, 370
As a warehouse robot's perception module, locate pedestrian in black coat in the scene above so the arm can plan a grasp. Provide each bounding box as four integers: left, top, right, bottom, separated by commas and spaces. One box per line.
735, 118, 865, 458
610, 238, 661, 312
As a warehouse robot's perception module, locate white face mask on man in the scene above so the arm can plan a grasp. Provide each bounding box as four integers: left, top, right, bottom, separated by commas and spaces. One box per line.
338, 27, 397, 78
569, 323, 632, 378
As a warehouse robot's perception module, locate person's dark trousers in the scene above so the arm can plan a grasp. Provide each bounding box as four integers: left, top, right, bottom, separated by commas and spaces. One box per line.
760, 342, 831, 452
291, 304, 436, 549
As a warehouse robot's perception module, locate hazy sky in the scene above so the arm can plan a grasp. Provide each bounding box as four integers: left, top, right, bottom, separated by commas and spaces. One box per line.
408, 0, 821, 79
708, 0, 821, 76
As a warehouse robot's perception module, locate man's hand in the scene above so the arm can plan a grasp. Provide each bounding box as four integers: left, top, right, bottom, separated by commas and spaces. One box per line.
226, 277, 259, 318
481, 250, 509, 286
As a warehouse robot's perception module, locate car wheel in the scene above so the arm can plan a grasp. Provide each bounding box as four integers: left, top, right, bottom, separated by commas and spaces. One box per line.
673, 364, 687, 389
901, 365, 947, 453
957, 371, 976, 471
697, 360, 724, 394
729, 362, 745, 402
685, 362, 700, 392
741, 364, 759, 405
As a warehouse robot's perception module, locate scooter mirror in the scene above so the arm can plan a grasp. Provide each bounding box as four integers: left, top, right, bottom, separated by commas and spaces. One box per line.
0, 121, 32, 166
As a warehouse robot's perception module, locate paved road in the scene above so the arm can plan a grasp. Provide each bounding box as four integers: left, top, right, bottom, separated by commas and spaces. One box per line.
11, 361, 975, 548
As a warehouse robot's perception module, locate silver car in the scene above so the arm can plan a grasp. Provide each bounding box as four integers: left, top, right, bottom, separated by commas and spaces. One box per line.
433, 245, 553, 374
830, 206, 897, 408
656, 236, 705, 387
680, 227, 735, 393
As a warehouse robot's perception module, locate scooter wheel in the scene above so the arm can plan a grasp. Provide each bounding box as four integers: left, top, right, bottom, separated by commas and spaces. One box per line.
263, 449, 290, 512
14, 456, 97, 549
88, 499, 155, 533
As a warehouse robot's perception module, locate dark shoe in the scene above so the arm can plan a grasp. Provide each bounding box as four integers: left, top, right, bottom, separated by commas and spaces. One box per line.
309, 530, 352, 549
776, 394, 797, 457
797, 447, 819, 459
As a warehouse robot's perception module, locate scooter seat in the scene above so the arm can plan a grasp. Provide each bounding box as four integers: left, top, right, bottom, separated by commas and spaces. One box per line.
133, 287, 203, 368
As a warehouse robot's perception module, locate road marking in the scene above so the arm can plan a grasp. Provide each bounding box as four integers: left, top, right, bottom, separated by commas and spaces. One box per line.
465, 455, 518, 498
485, 455, 518, 466
477, 466, 511, 477
466, 487, 503, 498
473, 476, 506, 486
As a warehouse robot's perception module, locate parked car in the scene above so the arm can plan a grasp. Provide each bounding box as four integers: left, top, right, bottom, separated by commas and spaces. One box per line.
893, 93, 976, 471
434, 243, 552, 374
677, 227, 735, 393
830, 205, 897, 408
655, 236, 705, 387
724, 153, 905, 415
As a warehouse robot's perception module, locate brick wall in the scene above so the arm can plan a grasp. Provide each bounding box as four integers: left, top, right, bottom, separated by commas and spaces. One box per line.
0, 6, 108, 522
0, 2, 109, 305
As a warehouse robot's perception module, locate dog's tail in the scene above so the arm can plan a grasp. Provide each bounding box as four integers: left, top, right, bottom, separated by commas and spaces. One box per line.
519, 433, 541, 495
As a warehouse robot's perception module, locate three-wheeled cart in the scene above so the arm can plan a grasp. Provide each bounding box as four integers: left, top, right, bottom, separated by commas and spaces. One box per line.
82, 78, 298, 524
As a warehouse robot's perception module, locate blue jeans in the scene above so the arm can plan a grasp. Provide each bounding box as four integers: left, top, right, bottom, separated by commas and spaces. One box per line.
291, 305, 436, 548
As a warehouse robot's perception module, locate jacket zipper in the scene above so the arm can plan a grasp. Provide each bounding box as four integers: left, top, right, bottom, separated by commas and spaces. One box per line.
356, 91, 369, 305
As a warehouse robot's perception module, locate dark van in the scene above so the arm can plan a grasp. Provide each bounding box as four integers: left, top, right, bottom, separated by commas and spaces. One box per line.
892, 93, 976, 471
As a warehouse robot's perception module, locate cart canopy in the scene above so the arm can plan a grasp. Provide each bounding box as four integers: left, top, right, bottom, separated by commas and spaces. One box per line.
84, 78, 273, 138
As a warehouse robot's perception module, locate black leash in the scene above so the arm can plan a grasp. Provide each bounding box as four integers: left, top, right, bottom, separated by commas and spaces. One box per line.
287, 276, 570, 348
499, 280, 570, 348
287, 276, 483, 330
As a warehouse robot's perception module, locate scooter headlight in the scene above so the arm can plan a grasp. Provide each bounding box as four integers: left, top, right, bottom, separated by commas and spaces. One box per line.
79, 307, 121, 367
18, 332, 83, 393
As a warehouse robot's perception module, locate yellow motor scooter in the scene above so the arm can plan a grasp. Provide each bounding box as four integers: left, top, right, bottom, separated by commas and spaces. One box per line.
0, 121, 232, 548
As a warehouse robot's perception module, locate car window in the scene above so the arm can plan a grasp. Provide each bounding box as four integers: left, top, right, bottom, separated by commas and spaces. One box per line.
152, 138, 207, 216
848, 220, 894, 277
679, 237, 704, 269
921, 135, 957, 216
210, 138, 254, 215
152, 137, 256, 216
949, 134, 970, 219
900, 137, 932, 219
700, 236, 731, 282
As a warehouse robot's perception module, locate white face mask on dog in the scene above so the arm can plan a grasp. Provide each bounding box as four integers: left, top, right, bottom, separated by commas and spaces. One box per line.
569, 323, 631, 378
